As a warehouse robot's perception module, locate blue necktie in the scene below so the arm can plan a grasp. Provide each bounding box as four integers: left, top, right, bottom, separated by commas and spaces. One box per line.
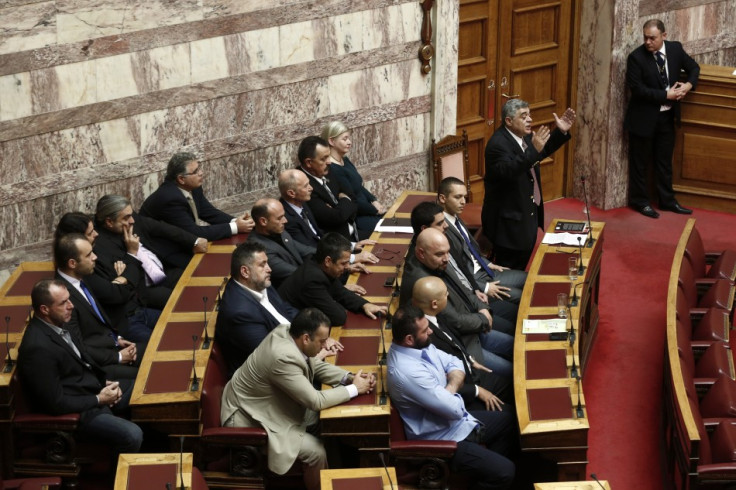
455, 218, 495, 279
80, 281, 105, 323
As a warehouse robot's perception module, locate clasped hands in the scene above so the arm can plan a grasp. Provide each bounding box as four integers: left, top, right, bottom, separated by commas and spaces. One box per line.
666, 81, 691, 101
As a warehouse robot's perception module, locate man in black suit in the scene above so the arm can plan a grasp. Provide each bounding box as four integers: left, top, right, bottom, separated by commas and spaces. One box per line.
18, 279, 143, 453
279, 169, 322, 248
55, 233, 143, 380
215, 241, 303, 375
482, 99, 576, 270
278, 233, 386, 326
140, 152, 255, 241
95, 194, 207, 309
625, 19, 699, 218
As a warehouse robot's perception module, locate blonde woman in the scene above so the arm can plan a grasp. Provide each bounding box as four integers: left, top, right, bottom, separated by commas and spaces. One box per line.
321, 121, 385, 238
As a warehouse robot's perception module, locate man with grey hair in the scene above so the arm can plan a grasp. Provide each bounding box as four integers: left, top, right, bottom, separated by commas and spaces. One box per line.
482, 99, 576, 270
93, 194, 207, 309
140, 152, 255, 241
279, 169, 322, 248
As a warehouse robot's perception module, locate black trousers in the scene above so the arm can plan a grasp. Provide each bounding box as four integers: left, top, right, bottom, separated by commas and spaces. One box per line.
628, 110, 676, 209
492, 245, 533, 272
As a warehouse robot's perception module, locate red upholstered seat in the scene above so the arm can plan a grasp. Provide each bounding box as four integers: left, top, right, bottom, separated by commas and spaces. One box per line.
710, 421, 736, 463
0, 477, 62, 490
701, 375, 736, 418
695, 342, 734, 380
678, 259, 733, 313
676, 289, 731, 342
685, 227, 736, 282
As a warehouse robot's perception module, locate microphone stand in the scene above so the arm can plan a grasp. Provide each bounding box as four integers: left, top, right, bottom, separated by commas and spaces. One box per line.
378, 365, 387, 406
581, 176, 595, 248
590, 473, 606, 490
201, 296, 210, 349
4, 316, 14, 373
576, 236, 585, 274
575, 373, 584, 418
378, 312, 387, 366
190, 335, 200, 392
179, 435, 186, 490
378, 452, 395, 489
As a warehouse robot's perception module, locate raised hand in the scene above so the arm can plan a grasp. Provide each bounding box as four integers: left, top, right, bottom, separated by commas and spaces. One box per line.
553, 107, 576, 133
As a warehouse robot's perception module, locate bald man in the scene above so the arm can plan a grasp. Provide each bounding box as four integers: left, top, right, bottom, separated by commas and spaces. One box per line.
279, 169, 323, 248
412, 277, 513, 409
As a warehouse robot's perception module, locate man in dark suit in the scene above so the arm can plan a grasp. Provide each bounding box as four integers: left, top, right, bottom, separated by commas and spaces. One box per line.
438, 177, 526, 306
140, 152, 255, 241
247, 198, 316, 288
55, 233, 144, 380
482, 99, 576, 270
215, 241, 301, 375
296, 136, 359, 242
278, 233, 386, 326
625, 19, 699, 218
95, 194, 207, 309
18, 279, 142, 453
278, 169, 322, 248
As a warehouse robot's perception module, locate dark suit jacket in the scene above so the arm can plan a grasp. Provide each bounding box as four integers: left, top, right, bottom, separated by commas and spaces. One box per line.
278, 259, 368, 326
247, 231, 315, 288
140, 180, 234, 241
444, 216, 489, 291
281, 198, 322, 248
18, 317, 106, 418
56, 273, 140, 380
214, 279, 298, 375
624, 40, 699, 137
482, 126, 570, 251
298, 166, 357, 240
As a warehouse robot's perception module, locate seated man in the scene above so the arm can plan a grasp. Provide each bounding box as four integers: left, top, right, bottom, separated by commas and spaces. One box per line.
438, 177, 526, 305
94, 195, 207, 309
279, 169, 322, 248
18, 279, 143, 454
278, 233, 386, 326
55, 234, 144, 380
387, 305, 515, 490
412, 276, 513, 408
215, 241, 299, 375
400, 228, 513, 377
220, 308, 375, 490
140, 152, 254, 241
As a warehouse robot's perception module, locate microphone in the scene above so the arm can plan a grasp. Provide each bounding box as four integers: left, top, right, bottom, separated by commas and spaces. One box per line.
567, 307, 576, 347
179, 435, 185, 490
166, 483, 172, 490
4, 315, 14, 373
216, 277, 227, 310
575, 374, 584, 418
378, 312, 387, 366
190, 335, 200, 392
580, 176, 595, 248
590, 473, 606, 490
378, 452, 395, 489
576, 237, 585, 274
201, 297, 210, 349
378, 365, 387, 406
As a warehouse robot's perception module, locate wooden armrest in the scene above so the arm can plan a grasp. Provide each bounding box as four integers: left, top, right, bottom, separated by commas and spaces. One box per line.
390, 440, 457, 458
705, 251, 724, 264
13, 413, 80, 431
201, 426, 268, 446
697, 463, 736, 476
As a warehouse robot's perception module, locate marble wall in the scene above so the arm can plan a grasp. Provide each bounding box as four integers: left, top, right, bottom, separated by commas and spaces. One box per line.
0, 0, 459, 280
573, 0, 736, 209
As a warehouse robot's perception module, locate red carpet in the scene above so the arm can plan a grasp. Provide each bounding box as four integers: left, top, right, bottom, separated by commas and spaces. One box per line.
540, 198, 736, 489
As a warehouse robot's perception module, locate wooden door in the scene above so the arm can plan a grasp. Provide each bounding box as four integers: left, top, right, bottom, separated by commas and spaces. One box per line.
457, 0, 579, 202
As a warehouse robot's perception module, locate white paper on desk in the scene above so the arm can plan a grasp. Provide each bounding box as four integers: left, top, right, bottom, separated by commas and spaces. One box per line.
541, 232, 588, 246
374, 218, 413, 234
522, 318, 568, 334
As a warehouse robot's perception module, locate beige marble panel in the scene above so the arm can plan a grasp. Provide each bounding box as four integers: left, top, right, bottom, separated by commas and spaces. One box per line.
191, 36, 229, 84
202, 0, 302, 18
0, 72, 32, 121
431, 0, 460, 139
98, 117, 140, 163
56, 0, 204, 45
0, 1, 56, 56
96, 53, 139, 102
279, 20, 315, 66
139, 103, 209, 155
56, 60, 97, 110
30, 67, 60, 114
313, 10, 364, 59
362, 8, 387, 51
327, 70, 368, 114
132, 43, 191, 93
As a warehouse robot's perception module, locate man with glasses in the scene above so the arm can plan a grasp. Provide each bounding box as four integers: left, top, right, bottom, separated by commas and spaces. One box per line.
141, 152, 255, 241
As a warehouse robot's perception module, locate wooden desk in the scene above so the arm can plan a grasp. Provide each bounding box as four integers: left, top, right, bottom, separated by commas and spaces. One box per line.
115, 452, 195, 490
514, 219, 605, 481
320, 466, 397, 490
534, 481, 611, 490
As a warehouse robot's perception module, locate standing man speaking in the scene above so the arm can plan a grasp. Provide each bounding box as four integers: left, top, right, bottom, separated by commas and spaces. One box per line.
625, 19, 699, 219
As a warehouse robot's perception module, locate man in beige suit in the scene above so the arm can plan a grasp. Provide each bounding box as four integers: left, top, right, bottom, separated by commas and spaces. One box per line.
220, 307, 375, 490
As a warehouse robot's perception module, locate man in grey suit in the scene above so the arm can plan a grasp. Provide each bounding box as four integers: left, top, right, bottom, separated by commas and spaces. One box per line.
220, 308, 375, 490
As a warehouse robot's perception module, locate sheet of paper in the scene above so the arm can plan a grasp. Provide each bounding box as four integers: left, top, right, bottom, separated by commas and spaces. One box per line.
374, 218, 413, 234
522, 318, 568, 334
541, 232, 588, 246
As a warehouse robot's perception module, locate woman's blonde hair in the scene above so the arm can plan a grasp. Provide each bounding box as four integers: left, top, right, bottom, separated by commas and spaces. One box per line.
320, 121, 349, 144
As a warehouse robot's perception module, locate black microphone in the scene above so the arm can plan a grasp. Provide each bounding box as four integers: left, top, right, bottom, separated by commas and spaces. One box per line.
378, 312, 387, 366
3, 315, 13, 373
378, 452, 395, 489
166, 483, 172, 490
391, 264, 401, 298
576, 236, 585, 274
201, 296, 210, 349
378, 365, 387, 406
590, 473, 606, 490
190, 335, 200, 392
575, 374, 584, 418
567, 307, 576, 347
581, 176, 595, 248
179, 435, 185, 490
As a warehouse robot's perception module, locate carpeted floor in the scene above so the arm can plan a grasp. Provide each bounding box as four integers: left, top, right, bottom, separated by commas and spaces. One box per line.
540, 198, 736, 489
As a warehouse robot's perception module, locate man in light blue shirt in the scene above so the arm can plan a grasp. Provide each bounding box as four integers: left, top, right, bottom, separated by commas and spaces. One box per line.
387, 305, 516, 490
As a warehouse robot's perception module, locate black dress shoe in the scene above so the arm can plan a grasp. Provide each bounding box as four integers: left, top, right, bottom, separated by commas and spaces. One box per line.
660, 202, 693, 215
636, 205, 660, 219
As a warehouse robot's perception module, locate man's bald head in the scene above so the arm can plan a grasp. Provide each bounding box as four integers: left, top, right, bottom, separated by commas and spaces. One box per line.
415, 228, 450, 271
412, 276, 448, 314
251, 198, 285, 235
278, 169, 312, 204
